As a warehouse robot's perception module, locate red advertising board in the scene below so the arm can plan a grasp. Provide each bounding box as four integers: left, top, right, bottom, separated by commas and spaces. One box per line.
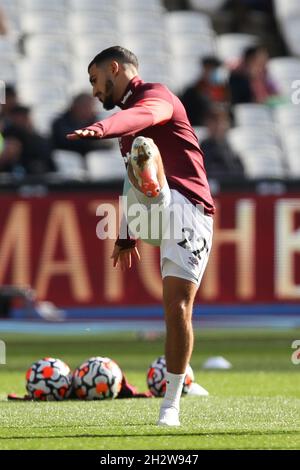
0, 191, 300, 306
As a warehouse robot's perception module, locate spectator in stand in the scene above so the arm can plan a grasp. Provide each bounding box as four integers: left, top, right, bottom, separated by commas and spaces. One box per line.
239, 0, 273, 12
0, 7, 8, 35
0, 85, 19, 127
51, 93, 112, 156
229, 45, 278, 105
226, 0, 275, 36
0, 116, 22, 173
201, 104, 245, 179
181, 56, 229, 126
0, 136, 23, 174
2, 105, 55, 175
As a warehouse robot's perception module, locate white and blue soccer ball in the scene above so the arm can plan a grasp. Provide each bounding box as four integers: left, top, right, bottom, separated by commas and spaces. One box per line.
147, 355, 194, 397
73, 357, 123, 400
26, 357, 73, 401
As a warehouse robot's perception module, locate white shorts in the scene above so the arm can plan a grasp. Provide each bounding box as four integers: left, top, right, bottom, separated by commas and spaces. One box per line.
123, 174, 213, 287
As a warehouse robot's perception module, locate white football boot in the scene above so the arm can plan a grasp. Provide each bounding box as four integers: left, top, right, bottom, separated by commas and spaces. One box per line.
157, 406, 180, 427
130, 136, 161, 197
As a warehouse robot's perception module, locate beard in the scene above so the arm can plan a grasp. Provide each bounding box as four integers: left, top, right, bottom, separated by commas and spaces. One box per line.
103, 79, 115, 110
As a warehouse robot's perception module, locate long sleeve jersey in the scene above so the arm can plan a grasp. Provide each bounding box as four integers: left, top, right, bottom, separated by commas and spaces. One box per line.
87, 76, 215, 215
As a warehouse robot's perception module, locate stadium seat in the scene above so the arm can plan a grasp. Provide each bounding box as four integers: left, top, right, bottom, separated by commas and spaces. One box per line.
23, 0, 68, 13
165, 11, 213, 35
273, 105, 300, 128
274, 0, 300, 55
0, 0, 20, 23
234, 104, 273, 127
70, 71, 93, 95
227, 127, 280, 154
120, 0, 164, 13
279, 128, 300, 154
217, 33, 258, 65
188, 0, 226, 13
21, 13, 68, 35
0, 37, 19, 59
121, 37, 169, 61
281, 126, 300, 166
17, 82, 69, 108
119, 13, 165, 35
17, 59, 70, 84
122, 32, 168, 55
0, 0, 19, 9
193, 126, 209, 142
241, 147, 286, 179
139, 60, 171, 87
279, 15, 300, 57
268, 57, 300, 95
52, 150, 87, 179
285, 147, 300, 176
69, 13, 116, 35
168, 34, 217, 58
73, 34, 121, 59
86, 151, 126, 181
31, 106, 64, 136
274, 0, 300, 19
169, 59, 202, 92
25, 35, 72, 60
0, 59, 17, 83
70, 0, 118, 12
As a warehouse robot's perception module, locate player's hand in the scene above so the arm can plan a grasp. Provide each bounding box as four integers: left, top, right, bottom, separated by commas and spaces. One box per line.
111, 245, 141, 270
66, 129, 101, 140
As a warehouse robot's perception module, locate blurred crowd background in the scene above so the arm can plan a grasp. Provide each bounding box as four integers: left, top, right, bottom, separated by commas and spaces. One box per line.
1, 0, 300, 185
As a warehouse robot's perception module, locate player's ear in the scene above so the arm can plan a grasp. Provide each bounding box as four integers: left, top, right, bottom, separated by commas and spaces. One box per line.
110, 60, 120, 76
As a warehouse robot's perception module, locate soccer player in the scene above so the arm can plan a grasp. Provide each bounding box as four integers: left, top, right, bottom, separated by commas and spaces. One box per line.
67, 46, 215, 426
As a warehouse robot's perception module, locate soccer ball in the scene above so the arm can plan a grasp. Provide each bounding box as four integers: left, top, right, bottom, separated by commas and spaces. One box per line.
147, 355, 194, 397
26, 357, 72, 401
73, 357, 123, 400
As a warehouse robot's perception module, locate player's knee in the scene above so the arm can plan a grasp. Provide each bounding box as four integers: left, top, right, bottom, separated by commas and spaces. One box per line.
166, 298, 192, 324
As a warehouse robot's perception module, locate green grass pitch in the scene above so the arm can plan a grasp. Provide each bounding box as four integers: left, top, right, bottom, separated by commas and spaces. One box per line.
0, 328, 299, 450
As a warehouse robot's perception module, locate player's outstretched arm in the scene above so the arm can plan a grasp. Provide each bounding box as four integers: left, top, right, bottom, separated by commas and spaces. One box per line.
66, 95, 173, 141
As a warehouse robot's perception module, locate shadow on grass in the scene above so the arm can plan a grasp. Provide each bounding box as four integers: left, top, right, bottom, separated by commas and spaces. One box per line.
0, 430, 299, 440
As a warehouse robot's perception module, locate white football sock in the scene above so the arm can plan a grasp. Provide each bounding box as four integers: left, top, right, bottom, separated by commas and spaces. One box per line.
161, 371, 185, 412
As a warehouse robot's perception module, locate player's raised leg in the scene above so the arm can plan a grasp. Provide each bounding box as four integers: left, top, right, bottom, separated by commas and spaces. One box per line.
128, 136, 166, 197
157, 276, 199, 427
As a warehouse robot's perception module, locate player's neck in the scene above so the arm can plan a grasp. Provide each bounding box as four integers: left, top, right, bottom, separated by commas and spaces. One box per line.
116, 70, 139, 103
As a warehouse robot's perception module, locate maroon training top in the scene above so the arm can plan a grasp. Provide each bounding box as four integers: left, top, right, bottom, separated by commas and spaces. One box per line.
87, 76, 215, 215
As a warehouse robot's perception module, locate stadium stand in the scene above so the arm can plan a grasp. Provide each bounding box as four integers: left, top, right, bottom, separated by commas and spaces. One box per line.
52, 149, 87, 180
217, 33, 258, 65
187, 0, 227, 14
0, 0, 300, 181
268, 57, 300, 95
234, 103, 273, 127
86, 150, 126, 181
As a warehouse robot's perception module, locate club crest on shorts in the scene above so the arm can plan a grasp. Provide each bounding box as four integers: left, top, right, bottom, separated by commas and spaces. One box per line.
188, 256, 199, 268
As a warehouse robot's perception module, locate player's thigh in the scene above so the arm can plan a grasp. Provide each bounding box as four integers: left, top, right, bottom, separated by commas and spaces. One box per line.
160, 189, 213, 286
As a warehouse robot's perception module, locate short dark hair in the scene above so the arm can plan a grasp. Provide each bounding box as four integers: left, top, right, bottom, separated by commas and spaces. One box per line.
5, 84, 16, 98
206, 103, 230, 122
11, 105, 30, 116
243, 44, 266, 62
202, 56, 221, 68
88, 46, 139, 72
